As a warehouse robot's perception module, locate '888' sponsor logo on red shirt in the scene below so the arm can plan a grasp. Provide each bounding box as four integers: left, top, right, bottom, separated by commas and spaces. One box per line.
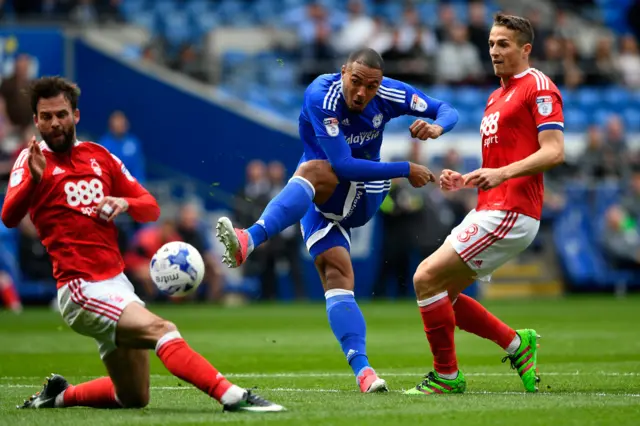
480, 112, 500, 148
64, 179, 105, 216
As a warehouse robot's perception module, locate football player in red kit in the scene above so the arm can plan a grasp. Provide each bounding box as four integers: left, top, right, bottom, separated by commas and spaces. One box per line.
406, 13, 565, 395
2, 77, 284, 412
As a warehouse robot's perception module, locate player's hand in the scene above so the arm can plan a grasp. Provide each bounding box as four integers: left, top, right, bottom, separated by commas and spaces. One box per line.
409, 120, 444, 140
463, 168, 506, 191
408, 162, 436, 188
439, 169, 464, 192
96, 196, 129, 222
27, 136, 46, 183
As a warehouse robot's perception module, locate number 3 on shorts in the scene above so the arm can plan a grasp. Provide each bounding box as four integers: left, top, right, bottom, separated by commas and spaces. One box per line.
457, 224, 479, 243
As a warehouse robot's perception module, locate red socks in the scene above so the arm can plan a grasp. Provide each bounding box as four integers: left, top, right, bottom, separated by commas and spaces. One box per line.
156, 335, 232, 402
419, 293, 458, 375
63, 377, 120, 408
453, 294, 516, 350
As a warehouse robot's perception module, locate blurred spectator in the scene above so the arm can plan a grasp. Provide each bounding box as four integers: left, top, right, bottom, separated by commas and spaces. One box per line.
265, 160, 305, 300
584, 35, 620, 86
562, 39, 585, 89
579, 124, 629, 182
0, 54, 34, 131
436, 25, 483, 85
629, 0, 640, 40
435, 3, 457, 43
617, 35, 640, 89
601, 205, 640, 269
17, 216, 53, 281
620, 168, 640, 221
98, 110, 146, 182
467, 1, 488, 56
526, 8, 551, 61
298, 2, 337, 84
233, 160, 274, 299
537, 37, 564, 83
332, 0, 376, 55
374, 141, 449, 299
381, 28, 433, 85
169, 44, 209, 84
70, 0, 98, 24
175, 200, 223, 302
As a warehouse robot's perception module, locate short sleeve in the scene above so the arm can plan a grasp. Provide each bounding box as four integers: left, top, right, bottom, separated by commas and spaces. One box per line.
527, 75, 564, 132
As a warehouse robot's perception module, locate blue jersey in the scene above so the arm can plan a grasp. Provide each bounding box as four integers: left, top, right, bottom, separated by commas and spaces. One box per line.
298, 73, 458, 182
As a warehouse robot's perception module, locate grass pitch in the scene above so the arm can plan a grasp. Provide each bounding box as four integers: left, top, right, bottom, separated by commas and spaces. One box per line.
1, 296, 639, 425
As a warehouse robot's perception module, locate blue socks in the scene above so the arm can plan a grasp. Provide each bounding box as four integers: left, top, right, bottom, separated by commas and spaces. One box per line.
247, 176, 315, 249
325, 289, 371, 377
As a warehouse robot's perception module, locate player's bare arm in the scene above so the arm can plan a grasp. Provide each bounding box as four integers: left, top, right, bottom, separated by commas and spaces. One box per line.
463, 129, 564, 190
498, 129, 564, 179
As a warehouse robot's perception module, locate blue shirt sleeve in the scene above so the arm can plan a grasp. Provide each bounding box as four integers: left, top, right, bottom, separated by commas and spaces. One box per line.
381, 78, 459, 133
306, 92, 410, 181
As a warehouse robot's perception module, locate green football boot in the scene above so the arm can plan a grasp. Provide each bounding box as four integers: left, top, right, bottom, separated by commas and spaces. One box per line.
502, 329, 541, 392
405, 371, 466, 395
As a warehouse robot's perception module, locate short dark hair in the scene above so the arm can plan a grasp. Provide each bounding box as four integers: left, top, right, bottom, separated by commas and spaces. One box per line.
493, 12, 534, 47
347, 48, 384, 72
28, 76, 81, 114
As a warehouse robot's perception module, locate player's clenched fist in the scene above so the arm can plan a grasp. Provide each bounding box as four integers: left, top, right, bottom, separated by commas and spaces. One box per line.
439, 169, 464, 192
409, 120, 444, 141
27, 137, 46, 183
408, 162, 436, 188
96, 196, 129, 222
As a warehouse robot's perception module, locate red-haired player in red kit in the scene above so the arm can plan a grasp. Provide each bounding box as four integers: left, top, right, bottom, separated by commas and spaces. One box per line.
2, 77, 284, 412
405, 13, 565, 396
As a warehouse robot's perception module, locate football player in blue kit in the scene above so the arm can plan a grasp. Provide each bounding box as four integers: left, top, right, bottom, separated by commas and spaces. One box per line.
217, 48, 459, 393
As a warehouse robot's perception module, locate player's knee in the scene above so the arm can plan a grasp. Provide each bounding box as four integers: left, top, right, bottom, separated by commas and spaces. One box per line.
118, 389, 150, 408
295, 160, 338, 200
149, 318, 178, 341
413, 261, 440, 292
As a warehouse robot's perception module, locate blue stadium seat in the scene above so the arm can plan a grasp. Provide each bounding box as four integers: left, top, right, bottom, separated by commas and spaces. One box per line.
129, 10, 158, 34
576, 87, 601, 109
454, 87, 485, 109
602, 86, 629, 109
564, 108, 589, 132
190, 11, 219, 35
417, 2, 438, 27
119, 0, 147, 20
160, 12, 194, 48
622, 108, 640, 132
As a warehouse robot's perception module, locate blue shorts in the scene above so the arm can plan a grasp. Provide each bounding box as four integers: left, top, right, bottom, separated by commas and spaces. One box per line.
300, 179, 391, 259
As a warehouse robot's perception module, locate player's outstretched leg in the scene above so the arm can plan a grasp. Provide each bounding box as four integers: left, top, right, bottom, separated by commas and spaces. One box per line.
18, 375, 121, 409
405, 242, 470, 396
452, 294, 540, 392
217, 160, 338, 268
115, 302, 285, 412
317, 247, 387, 393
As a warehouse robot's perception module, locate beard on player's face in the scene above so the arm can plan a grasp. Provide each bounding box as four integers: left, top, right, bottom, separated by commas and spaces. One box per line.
41, 125, 76, 153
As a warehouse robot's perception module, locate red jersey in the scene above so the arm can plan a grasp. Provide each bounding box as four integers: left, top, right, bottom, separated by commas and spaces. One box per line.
476, 68, 564, 220
1, 140, 160, 288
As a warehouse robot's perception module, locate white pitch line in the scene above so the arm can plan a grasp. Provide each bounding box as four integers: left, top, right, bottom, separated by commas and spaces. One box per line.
1, 384, 639, 398
1, 371, 638, 381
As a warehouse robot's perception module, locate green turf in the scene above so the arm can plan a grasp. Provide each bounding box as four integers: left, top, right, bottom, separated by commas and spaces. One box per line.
1, 296, 639, 425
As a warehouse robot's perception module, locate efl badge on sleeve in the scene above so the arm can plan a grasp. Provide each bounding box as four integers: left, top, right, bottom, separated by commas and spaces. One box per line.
323, 117, 340, 137
9, 168, 23, 187
536, 95, 553, 117
410, 94, 428, 112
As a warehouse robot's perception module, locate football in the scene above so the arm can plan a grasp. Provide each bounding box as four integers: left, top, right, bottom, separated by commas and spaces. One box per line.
150, 241, 205, 297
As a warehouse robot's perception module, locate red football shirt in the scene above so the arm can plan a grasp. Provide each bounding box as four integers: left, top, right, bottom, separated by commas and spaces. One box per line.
2, 140, 160, 288
476, 68, 564, 220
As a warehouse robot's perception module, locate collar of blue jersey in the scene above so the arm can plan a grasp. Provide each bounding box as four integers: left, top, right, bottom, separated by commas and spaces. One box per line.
40, 139, 82, 152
